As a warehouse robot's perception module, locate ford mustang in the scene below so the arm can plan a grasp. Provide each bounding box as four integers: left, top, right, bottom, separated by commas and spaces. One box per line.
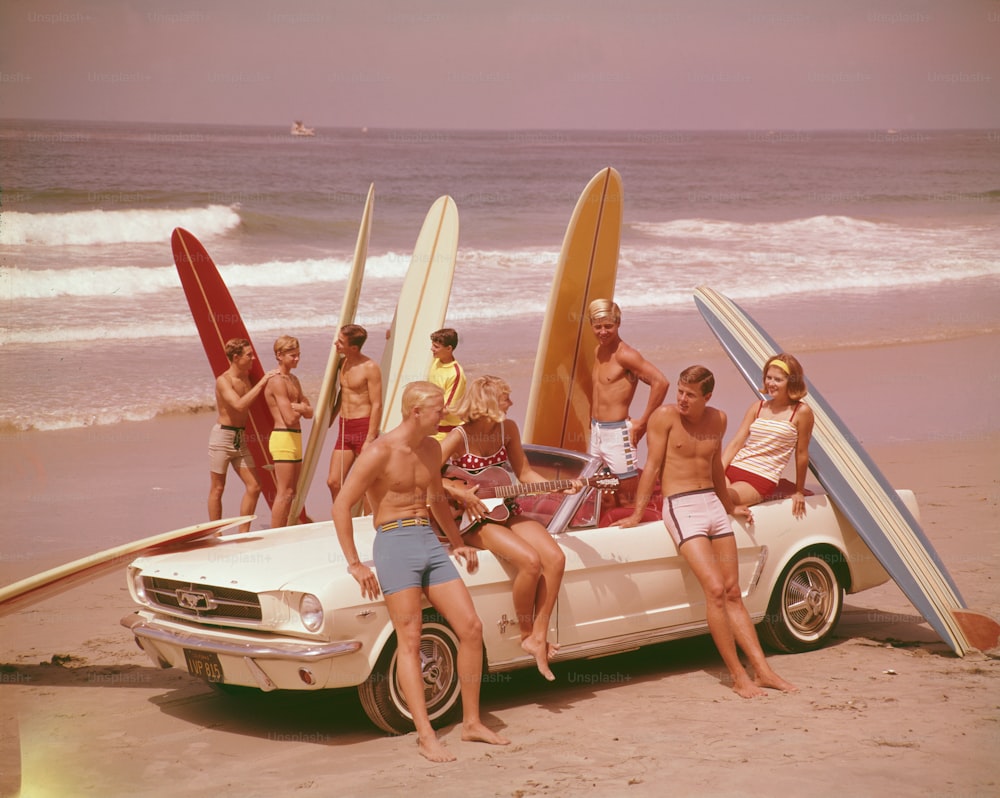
121, 444, 903, 733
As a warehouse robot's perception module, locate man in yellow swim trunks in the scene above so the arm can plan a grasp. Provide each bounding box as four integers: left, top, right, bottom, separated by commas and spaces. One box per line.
264, 335, 313, 529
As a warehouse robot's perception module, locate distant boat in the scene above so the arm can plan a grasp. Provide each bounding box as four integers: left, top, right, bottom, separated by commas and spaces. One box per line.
291, 121, 316, 137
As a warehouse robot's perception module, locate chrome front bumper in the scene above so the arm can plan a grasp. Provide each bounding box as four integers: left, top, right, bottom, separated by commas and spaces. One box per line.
120, 612, 364, 691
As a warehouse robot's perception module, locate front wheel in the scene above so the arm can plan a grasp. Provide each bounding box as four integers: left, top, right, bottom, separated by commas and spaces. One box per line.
357, 612, 462, 734
759, 551, 844, 653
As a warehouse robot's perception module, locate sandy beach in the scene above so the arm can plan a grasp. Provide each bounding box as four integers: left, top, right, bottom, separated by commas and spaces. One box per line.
2, 333, 998, 798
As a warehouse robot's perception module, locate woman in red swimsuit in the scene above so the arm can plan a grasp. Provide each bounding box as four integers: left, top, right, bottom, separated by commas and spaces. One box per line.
722, 353, 815, 519
440, 375, 577, 681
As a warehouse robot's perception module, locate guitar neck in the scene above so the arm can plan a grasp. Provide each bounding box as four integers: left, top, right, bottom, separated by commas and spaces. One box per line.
487, 479, 576, 499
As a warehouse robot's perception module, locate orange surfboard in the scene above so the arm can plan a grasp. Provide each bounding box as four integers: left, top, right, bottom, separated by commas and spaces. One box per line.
523, 168, 622, 450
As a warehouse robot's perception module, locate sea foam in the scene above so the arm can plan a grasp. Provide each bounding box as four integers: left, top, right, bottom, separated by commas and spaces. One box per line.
0, 205, 240, 246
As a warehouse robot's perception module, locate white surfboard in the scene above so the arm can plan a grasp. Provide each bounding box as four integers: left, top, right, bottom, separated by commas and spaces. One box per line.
0, 516, 253, 617
379, 196, 459, 432
287, 184, 375, 524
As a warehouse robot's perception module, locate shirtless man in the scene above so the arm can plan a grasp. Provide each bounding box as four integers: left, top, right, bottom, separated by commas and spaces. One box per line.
617, 366, 796, 699
327, 324, 382, 504
208, 339, 280, 533
264, 335, 313, 529
333, 382, 511, 761
588, 299, 669, 504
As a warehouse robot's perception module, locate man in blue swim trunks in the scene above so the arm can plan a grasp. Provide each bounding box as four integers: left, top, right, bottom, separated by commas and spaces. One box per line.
617, 366, 797, 699
333, 381, 511, 762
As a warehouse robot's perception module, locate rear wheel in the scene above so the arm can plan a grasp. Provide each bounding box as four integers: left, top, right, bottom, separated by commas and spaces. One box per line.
759, 551, 844, 653
357, 612, 462, 734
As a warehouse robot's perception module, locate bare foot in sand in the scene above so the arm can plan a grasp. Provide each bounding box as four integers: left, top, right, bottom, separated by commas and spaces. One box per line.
755, 670, 799, 693
732, 675, 767, 699
462, 721, 510, 746
417, 733, 456, 763
521, 635, 555, 681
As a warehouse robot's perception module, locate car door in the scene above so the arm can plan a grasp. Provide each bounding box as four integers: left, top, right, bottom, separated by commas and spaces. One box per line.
555, 518, 765, 648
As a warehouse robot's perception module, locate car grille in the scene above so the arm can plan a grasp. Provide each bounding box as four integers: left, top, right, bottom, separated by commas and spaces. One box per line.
141, 577, 262, 621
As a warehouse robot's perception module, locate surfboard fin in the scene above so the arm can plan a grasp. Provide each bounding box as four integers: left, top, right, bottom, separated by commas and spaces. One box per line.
951, 609, 1000, 655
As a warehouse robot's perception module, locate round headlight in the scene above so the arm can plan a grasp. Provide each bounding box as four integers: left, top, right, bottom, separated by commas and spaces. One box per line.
129, 567, 148, 603
299, 593, 324, 632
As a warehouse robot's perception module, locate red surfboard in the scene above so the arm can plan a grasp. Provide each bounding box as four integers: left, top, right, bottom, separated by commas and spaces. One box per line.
172, 228, 281, 510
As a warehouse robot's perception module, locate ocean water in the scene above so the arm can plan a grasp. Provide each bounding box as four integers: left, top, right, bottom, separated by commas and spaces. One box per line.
1, 120, 999, 433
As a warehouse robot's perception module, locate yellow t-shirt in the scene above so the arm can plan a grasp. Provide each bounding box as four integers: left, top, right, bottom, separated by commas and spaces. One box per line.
428, 357, 466, 439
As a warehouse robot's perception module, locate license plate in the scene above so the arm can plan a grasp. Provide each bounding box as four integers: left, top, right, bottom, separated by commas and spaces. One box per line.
184, 649, 224, 683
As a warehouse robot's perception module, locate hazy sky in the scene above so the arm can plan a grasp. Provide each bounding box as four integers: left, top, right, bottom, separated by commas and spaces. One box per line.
2, 0, 998, 129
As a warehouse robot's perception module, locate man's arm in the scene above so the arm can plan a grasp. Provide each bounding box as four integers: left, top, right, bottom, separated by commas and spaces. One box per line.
616, 407, 669, 528
365, 362, 383, 442
425, 443, 479, 574
292, 379, 313, 420
333, 445, 384, 599
618, 345, 669, 444
217, 370, 276, 415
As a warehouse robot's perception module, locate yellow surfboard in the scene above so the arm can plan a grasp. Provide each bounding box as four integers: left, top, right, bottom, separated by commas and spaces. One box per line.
379, 196, 459, 432
523, 167, 623, 450
287, 184, 375, 524
0, 516, 252, 617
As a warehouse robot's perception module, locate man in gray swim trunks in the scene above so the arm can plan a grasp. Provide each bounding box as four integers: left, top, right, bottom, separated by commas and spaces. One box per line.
208, 338, 280, 533
333, 381, 511, 762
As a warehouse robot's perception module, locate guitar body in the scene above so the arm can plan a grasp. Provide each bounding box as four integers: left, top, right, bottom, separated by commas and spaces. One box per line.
444, 465, 517, 532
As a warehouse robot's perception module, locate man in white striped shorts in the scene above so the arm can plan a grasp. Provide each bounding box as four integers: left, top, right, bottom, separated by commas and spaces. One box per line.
616, 365, 797, 699
588, 299, 669, 506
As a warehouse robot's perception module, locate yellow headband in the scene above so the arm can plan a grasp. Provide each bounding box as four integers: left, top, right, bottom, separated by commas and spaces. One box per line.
770, 359, 790, 375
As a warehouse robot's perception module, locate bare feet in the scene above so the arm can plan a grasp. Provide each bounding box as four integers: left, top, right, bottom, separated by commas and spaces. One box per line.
755, 670, 799, 693
417, 732, 456, 763
462, 721, 511, 746
732, 674, 767, 699
521, 635, 556, 681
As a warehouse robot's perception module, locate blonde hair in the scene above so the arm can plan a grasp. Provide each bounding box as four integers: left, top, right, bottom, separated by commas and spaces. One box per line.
454, 375, 510, 423
273, 335, 300, 356
588, 298, 621, 323
401, 381, 444, 417
763, 353, 807, 401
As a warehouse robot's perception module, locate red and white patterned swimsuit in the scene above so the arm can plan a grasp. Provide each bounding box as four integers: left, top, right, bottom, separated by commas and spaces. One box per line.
449, 425, 512, 474
448, 424, 521, 515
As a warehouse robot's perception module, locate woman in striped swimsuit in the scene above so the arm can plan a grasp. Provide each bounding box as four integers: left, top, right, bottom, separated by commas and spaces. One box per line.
722, 353, 815, 519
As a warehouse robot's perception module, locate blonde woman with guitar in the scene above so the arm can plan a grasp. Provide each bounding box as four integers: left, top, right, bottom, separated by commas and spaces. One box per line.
440, 375, 582, 681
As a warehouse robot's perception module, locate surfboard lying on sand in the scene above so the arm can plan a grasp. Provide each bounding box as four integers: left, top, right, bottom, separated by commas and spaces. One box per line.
694, 285, 1000, 656
0, 516, 252, 617
172, 228, 280, 512
287, 184, 375, 524
379, 195, 459, 432
523, 167, 622, 451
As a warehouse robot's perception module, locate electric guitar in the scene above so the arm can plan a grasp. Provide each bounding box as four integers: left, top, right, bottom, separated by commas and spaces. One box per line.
443, 465, 621, 533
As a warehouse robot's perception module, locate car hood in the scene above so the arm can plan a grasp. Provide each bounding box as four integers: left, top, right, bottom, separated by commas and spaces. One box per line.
129, 519, 376, 594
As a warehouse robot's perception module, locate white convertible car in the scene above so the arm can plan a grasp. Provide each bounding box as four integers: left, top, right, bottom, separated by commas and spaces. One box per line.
122, 445, 904, 734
